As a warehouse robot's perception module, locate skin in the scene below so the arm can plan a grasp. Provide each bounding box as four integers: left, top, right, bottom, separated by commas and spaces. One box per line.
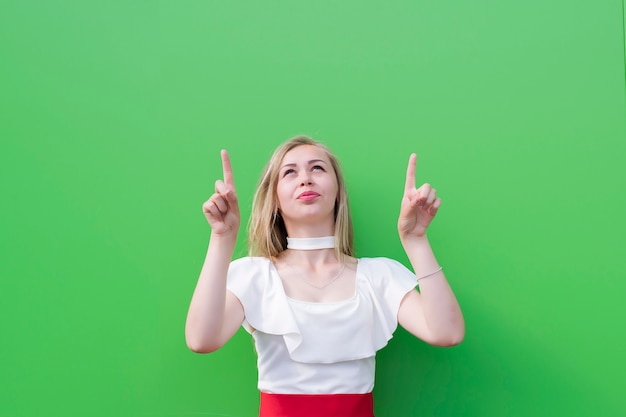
276, 145, 338, 237
185, 147, 464, 353
396, 153, 464, 346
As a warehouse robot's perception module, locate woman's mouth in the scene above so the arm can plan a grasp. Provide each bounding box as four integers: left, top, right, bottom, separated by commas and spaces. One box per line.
297, 191, 320, 201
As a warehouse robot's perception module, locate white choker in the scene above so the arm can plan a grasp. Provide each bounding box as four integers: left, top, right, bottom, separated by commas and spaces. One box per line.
286, 236, 335, 250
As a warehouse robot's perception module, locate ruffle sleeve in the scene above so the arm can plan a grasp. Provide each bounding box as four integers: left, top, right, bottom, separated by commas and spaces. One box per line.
357, 257, 419, 351
226, 257, 301, 342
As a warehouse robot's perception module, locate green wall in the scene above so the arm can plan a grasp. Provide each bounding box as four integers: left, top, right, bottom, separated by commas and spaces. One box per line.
2, 1, 625, 416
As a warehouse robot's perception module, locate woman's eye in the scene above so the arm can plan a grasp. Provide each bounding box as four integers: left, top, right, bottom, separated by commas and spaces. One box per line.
312, 165, 325, 171
283, 169, 296, 176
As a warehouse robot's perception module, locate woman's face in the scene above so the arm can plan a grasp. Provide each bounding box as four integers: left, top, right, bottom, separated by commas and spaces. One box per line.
276, 145, 339, 228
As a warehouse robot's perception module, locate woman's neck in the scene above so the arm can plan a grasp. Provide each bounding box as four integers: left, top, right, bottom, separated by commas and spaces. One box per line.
282, 218, 334, 239
280, 222, 337, 266
280, 247, 338, 268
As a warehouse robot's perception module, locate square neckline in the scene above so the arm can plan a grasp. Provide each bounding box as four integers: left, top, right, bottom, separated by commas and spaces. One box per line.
269, 259, 361, 305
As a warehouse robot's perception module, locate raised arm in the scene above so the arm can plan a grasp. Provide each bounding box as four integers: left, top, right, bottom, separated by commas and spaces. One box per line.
185, 150, 245, 353
396, 153, 465, 347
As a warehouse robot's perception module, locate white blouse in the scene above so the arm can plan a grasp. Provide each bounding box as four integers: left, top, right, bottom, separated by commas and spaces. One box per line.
226, 256, 418, 394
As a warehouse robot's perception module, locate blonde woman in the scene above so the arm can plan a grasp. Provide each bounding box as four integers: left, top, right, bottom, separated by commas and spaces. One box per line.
186, 136, 464, 417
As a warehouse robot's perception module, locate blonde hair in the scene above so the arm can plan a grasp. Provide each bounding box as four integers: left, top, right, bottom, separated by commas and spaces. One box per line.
248, 135, 354, 259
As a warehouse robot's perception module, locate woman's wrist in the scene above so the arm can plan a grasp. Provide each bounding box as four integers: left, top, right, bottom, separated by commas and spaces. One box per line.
209, 230, 238, 246
400, 232, 429, 248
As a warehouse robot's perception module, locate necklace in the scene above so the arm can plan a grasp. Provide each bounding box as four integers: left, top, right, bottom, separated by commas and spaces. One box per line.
279, 251, 347, 289
286, 236, 335, 250
294, 262, 347, 289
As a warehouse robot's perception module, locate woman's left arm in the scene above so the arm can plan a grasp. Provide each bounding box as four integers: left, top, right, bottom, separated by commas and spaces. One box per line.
396, 153, 465, 347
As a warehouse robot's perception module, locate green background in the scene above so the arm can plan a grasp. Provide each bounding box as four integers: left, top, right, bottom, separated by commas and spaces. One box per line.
2, 1, 625, 416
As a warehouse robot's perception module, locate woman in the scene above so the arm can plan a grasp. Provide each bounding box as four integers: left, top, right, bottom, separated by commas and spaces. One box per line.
186, 136, 464, 417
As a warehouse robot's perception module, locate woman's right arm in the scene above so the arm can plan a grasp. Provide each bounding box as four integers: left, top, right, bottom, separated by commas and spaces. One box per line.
185, 150, 245, 353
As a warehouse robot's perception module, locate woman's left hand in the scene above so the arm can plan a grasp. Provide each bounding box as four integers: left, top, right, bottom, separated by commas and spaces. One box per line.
398, 153, 441, 240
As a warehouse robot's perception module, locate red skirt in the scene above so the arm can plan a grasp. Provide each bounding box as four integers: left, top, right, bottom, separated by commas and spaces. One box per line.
259, 392, 375, 417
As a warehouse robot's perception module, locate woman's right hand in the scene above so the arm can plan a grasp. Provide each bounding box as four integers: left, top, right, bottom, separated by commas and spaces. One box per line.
202, 150, 240, 237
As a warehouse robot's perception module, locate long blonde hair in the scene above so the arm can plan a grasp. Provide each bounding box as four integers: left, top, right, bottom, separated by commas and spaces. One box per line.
248, 136, 354, 259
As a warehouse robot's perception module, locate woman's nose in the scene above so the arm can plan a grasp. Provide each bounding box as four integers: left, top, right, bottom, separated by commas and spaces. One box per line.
299, 172, 313, 185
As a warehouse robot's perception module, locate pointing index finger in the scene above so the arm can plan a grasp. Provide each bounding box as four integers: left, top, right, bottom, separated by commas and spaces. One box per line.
221, 149, 235, 188
405, 153, 417, 191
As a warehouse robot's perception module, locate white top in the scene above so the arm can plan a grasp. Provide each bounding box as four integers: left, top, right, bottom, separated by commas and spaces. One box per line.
226, 256, 418, 394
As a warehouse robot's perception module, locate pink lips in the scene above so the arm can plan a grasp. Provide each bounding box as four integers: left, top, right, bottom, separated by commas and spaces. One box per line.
297, 191, 320, 201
